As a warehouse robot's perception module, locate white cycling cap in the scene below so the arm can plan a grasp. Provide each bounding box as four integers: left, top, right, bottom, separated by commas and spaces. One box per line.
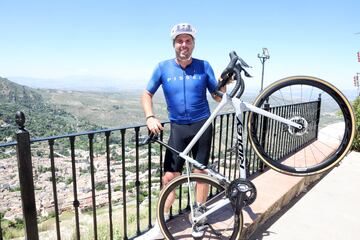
170, 23, 196, 39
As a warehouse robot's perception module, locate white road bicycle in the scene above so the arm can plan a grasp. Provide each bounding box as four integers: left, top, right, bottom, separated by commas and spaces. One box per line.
141, 51, 356, 239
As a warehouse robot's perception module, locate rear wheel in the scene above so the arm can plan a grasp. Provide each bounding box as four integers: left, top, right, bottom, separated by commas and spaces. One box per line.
248, 76, 356, 176
157, 174, 243, 239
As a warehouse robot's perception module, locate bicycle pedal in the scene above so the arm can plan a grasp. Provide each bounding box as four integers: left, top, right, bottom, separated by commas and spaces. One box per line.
192, 224, 207, 238
196, 224, 208, 231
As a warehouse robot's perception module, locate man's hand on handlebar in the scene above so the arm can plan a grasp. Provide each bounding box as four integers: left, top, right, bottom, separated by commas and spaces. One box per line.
219, 72, 236, 86
146, 116, 164, 134
212, 71, 236, 101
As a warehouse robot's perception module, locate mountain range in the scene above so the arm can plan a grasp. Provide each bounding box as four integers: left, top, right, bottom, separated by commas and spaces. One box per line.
9, 75, 146, 92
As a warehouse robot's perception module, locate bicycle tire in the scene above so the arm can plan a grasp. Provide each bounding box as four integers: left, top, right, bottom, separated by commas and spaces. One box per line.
248, 76, 356, 176
157, 173, 243, 240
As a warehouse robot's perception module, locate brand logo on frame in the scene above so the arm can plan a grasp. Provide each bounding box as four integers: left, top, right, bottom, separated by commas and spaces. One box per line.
236, 116, 245, 170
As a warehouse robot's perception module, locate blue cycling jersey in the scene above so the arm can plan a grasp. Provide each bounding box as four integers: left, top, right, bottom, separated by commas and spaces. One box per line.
146, 58, 218, 124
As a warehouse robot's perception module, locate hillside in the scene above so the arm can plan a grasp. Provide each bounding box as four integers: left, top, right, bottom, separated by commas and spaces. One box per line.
0, 77, 99, 142
0, 76, 239, 143
39, 89, 168, 128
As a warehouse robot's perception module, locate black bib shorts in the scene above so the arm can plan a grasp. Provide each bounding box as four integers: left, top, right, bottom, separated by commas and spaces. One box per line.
164, 119, 213, 173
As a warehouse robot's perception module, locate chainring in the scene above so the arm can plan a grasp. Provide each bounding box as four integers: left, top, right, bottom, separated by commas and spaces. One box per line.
226, 179, 257, 207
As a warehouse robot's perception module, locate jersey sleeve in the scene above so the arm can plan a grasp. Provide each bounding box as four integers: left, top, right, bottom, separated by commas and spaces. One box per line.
146, 63, 162, 94
205, 61, 218, 93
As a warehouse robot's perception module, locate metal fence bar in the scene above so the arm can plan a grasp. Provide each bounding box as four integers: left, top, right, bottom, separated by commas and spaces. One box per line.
223, 115, 230, 176
279, 106, 286, 157
120, 129, 128, 240
88, 133, 98, 239
260, 101, 270, 171
228, 113, 235, 179
0, 212, 2, 240
134, 127, 141, 236
147, 131, 153, 230
217, 115, 224, 172
105, 131, 114, 240
70, 136, 80, 240
274, 107, 281, 159
244, 113, 254, 177
315, 94, 322, 138
48, 139, 61, 240
0, 214, 2, 240
159, 128, 164, 189
210, 117, 217, 167
209, 117, 217, 198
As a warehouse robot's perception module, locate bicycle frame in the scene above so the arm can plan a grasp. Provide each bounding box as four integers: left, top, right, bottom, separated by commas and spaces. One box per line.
179, 92, 302, 180
175, 92, 302, 224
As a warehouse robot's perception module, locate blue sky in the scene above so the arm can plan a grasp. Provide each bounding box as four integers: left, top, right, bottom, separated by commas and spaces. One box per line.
0, 0, 359, 93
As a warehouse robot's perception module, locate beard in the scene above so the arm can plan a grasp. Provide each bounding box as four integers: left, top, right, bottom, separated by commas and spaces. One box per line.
176, 48, 193, 61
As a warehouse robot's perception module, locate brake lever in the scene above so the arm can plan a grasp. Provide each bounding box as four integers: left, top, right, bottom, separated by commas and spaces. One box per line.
235, 63, 252, 78
237, 56, 251, 69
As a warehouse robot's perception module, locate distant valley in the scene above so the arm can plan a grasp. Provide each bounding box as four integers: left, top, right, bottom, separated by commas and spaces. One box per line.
0, 76, 168, 143
40, 88, 169, 128
2, 75, 355, 143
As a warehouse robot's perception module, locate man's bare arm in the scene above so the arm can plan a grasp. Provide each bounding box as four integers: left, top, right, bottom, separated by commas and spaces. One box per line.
141, 90, 164, 134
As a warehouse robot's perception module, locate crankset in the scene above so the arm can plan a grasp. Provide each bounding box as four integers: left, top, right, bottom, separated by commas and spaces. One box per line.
226, 179, 257, 209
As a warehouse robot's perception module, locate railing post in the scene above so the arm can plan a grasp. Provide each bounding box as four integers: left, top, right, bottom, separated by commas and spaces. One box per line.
15, 111, 39, 240
0, 211, 3, 240
315, 94, 322, 139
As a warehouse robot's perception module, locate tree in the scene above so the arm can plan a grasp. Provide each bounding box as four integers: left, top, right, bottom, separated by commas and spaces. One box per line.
352, 97, 360, 151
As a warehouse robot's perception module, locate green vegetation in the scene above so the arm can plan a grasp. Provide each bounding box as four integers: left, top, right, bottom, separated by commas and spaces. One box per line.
1, 217, 25, 239
0, 77, 100, 143
352, 96, 360, 151
65, 177, 73, 185
125, 162, 161, 172
1, 201, 159, 239
95, 182, 106, 191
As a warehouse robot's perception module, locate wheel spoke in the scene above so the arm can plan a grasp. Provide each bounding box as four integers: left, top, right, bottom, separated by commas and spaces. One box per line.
248, 76, 355, 175
158, 175, 242, 239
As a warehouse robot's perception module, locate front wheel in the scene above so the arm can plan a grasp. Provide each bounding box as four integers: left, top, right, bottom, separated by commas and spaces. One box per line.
157, 174, 243, 240
248, 76, 356, 176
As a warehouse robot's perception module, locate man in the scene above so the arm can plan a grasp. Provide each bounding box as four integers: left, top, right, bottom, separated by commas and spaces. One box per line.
137, 23, 224, 239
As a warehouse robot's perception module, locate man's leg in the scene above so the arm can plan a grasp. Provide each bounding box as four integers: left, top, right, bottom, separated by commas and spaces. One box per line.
162, 171, 181, 213
192, 121, 212, 204
193, 168, 209, 203
162, 122, 186, 211
190, 122, 212, 237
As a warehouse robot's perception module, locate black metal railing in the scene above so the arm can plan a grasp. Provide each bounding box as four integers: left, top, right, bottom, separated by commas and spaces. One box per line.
0, 99, 320, 239
248, 100, 321, 165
